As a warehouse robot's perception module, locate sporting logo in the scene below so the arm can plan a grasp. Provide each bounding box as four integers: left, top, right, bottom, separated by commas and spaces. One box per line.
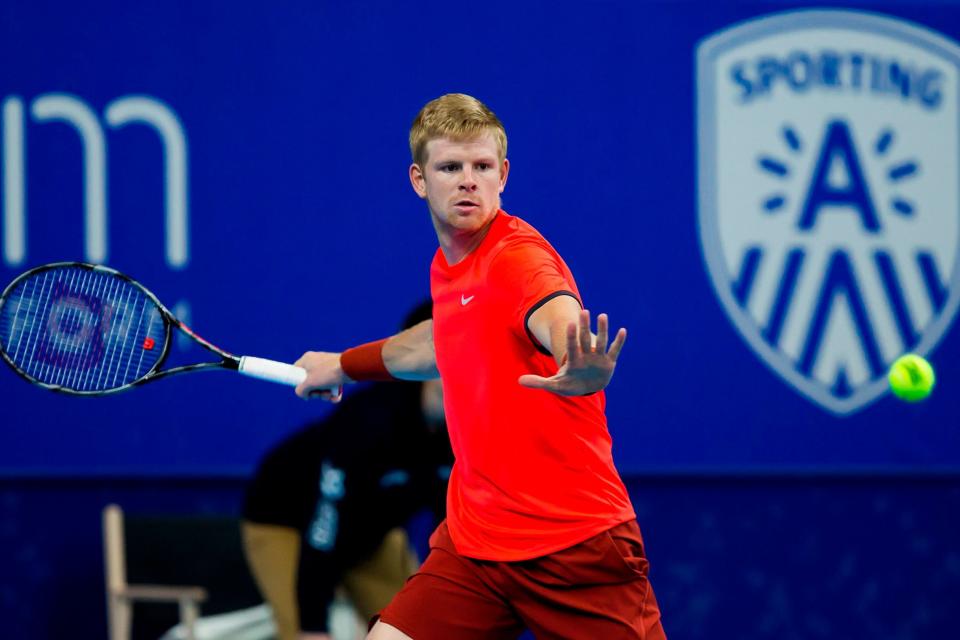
697, 10, 960, 414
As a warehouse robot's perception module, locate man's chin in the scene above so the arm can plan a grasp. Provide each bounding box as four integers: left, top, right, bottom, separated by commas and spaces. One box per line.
448, 209, 494, 230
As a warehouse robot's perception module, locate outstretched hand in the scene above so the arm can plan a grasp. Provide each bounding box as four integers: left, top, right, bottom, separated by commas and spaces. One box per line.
518, 310, 626, 396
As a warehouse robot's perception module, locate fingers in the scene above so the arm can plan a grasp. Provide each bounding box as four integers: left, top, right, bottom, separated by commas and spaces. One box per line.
579, 310, 625, 359
295, 380, 320, 400
608, 327, 627, 361
293, 351, 344, 401
578, 309, 592, 354
565, 320, 579, 364
596, 313, 609, 352
518, 374, 552, 389
306, 386, 343, 403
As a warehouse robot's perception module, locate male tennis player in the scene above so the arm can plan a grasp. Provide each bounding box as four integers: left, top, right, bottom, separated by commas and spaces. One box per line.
295, 94, 665, 639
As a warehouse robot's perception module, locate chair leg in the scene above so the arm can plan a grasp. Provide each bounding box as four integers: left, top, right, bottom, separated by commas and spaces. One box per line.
109, 596, 132, 640
179, 598, 200, 640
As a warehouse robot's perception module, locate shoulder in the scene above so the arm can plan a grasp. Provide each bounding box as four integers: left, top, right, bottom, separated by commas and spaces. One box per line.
488, 236, 564, 282
493, 211, 549, 245
486, 213, 555, 263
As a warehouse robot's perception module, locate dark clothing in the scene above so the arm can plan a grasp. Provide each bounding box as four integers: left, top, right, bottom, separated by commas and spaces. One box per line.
242, 382, 452, 632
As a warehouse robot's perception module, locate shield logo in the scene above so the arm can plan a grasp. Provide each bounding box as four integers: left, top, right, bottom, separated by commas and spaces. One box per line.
696, 10, 960, 414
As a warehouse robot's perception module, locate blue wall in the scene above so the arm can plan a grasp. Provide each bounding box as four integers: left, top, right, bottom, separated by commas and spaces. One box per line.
2, 0, 958, 474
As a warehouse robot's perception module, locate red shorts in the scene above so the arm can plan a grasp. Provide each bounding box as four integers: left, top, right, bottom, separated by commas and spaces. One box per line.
378, 519, 666, 639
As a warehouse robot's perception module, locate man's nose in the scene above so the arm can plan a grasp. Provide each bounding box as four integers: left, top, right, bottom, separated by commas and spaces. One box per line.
459, 168, 478, 191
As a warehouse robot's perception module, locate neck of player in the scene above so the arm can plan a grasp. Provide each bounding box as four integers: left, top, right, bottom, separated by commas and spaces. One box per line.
433, 215, 496, 266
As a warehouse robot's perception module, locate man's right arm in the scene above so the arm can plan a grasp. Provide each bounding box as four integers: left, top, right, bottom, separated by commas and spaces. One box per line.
381, 319, 439, 380
294, 319, 438, 399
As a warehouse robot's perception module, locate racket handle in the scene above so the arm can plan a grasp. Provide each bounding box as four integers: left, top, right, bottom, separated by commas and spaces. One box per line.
237, 356, 343, 400
238, 356, 307, 386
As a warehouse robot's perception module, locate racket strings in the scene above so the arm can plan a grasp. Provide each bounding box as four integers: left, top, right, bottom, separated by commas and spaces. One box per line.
51, 266, 100, 388
82, 271, 119, 390
47, 267, 85, 387
0, 266, 167, 391
93, 275, 132, 390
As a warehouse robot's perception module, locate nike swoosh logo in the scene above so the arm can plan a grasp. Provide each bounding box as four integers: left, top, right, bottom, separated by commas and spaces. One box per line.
461, 294, 475, 306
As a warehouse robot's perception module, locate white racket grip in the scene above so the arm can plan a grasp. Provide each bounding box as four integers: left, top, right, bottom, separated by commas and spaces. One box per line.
238, 356, 343, 400
238, 356, 306, 386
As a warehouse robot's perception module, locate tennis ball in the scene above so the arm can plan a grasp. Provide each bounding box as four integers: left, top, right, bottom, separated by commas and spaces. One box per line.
888, 354, 935, 402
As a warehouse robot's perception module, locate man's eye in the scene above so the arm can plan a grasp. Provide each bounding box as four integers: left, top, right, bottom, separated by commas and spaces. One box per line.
440, 164, 459, 173
476, 163, 490, 171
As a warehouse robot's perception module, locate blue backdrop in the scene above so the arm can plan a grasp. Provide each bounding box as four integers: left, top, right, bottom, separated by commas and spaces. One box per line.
1, 0, 958, 475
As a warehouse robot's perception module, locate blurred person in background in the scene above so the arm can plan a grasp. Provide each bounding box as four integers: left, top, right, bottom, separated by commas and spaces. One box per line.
243, 302, 452, 640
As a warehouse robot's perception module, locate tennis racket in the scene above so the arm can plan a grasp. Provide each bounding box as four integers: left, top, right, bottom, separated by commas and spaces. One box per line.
0, 262, 339, 397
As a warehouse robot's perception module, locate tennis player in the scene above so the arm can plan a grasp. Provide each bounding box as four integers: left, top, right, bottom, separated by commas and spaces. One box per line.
295, 94, 665, 639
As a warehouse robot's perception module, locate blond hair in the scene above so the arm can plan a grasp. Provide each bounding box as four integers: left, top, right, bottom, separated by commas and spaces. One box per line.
409, 94, 507, 166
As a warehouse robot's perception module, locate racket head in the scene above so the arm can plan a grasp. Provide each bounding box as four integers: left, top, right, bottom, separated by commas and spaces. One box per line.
0, 262, 173, 395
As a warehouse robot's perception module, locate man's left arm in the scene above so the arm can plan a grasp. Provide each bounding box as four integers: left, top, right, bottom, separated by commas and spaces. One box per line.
519, 295, 627, 396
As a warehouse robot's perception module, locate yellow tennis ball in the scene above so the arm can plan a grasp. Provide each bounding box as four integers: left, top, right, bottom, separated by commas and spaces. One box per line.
888, 354, 936, 402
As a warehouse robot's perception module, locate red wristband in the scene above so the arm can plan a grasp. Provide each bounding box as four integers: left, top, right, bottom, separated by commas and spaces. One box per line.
340, 339, 395, 381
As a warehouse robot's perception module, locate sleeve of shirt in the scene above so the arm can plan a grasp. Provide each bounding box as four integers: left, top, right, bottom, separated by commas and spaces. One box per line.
488, 239, 581, 353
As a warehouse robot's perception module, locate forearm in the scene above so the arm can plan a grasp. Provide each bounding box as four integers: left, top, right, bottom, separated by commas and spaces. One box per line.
381, 319, 439, 380
295, 320, 438, 398
545, 318, 572, 365
528, 295, 584, 365
340, 320, 438, 382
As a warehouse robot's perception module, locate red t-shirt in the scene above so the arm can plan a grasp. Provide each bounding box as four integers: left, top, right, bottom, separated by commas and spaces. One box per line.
430, 211, 635, 561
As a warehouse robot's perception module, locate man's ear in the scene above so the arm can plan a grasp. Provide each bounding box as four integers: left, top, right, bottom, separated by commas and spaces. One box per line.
499, 158, 510, 193
410, 163, 427, 199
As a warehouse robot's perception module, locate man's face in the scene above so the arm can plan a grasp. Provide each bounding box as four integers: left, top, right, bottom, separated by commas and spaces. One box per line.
410, 134, 509, 236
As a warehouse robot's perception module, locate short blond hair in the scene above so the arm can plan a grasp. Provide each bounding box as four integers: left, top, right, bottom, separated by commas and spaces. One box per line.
409, 94, 507, 166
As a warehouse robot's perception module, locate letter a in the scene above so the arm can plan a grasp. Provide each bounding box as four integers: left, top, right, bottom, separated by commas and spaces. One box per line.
798, 119, 880, 232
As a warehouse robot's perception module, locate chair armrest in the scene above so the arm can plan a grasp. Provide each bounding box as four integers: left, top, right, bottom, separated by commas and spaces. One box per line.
116, 584, 208, 603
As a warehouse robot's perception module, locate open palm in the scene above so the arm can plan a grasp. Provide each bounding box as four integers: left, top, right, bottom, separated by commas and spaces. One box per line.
518, 310, 626, 396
